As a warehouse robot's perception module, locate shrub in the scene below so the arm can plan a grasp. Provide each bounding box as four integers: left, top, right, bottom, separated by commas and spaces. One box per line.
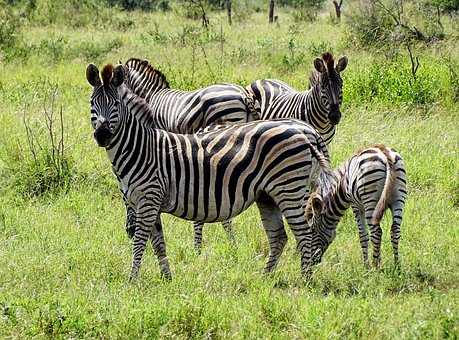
344, 57, 442, 106
282, 0, 326, 22
0, 2, 27, 61
308, 41, 332, 57
345, 1, 395, 47
74, 38, 123, 62
432, 0, 459, 12
5, 83, 75, 197
345, 0, 445, 48
36, 36, 68, 62
0, 4, 22, 50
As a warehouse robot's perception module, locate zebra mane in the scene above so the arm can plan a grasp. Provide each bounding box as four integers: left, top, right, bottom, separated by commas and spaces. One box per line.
311, 163, 340, 210
321, 52, 335, 72
101, 64, 114, 88
121, 84, 157, 129
124, 58, 170, 98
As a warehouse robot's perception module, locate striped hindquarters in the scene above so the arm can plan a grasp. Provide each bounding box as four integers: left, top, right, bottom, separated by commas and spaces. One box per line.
157, 120, 329, 222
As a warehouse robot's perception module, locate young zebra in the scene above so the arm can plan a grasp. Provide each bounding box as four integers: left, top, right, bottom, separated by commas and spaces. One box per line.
123, 58, 258, 251
86, 63, 334, 279
247, 52, 348, 145
305, 145, 407, 268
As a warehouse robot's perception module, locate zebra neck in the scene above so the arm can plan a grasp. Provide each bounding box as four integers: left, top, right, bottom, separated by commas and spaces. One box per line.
106, 113, 159, 191
303, 86, 331, 133
105, 89, 159, 178
321, 169, 351, 224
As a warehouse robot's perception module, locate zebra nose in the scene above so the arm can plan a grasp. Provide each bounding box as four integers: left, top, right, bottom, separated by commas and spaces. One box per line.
94, 122, 113, 147
328, 105, 341, 125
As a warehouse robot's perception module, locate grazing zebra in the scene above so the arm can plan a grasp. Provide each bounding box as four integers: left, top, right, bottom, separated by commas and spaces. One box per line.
123, 58, 258, 251
86, 63, 334, 279
305, 144, 407, 268
247, 52, 348, 145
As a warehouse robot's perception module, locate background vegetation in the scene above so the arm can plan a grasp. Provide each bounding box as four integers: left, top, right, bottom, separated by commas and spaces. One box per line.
0, 0, 458, 337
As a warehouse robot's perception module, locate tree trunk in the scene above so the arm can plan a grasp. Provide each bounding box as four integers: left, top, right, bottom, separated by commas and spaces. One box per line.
269, 0, 275, 23
226, 0, 232, 25
332, 0, 343, 21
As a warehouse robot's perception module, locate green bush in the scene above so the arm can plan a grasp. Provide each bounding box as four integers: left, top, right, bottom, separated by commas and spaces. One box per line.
74, 38, 123, 62
0, 5, 22, 50
432, 0, 459, 12
344, 58, 443, 105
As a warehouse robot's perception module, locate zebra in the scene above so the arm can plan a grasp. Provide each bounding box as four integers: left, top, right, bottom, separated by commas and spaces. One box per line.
305, 144, 407, 268
123, 58, 257, 132
123, 58, 258, 252
86, 63, 334, 279
247, 52, 348, 145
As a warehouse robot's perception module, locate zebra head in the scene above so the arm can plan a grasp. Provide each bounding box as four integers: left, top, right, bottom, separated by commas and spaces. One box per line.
86, 63, 125, 147
306, 191, 337, 264
312, 52, 348, 125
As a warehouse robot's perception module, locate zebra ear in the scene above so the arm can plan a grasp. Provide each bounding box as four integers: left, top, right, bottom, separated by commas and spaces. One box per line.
314, 58, 326, 73
335, 56, 348, 73
311, 195, 324, 215
112, 65, 125, 87
305, 204, 314, 223
86, 64, 101, 87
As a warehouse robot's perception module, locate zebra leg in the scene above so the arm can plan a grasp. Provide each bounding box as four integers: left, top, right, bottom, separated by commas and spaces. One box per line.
193, 222, 204, 254
277, 199, 314, 276
390, 202, 404, 268
130, 200, 161, 280
130, 227, 150, 280
367, 220, 383, 269
352, 207, 370, 269
256, 199, 287, 273
151, 215, 172, 280
222, 220, 236, 244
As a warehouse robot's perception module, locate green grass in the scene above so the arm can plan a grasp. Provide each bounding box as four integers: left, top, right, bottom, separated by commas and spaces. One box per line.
1, 4, 458, 338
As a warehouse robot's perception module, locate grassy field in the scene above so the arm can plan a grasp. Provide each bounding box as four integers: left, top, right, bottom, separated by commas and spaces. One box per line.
0, 3, 458, 338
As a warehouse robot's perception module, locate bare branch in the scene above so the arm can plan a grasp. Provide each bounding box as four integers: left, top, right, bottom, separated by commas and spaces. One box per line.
407, 43, 420, 81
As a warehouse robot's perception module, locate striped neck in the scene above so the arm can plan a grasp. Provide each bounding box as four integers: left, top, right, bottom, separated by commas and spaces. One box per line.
314, 167, 351, 245
106, 86, 158, 171
302, 85, 332, 135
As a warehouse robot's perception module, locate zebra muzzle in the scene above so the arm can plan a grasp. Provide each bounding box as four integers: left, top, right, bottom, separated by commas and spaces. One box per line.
328, 110, 341, 125
94, 126, 113, 147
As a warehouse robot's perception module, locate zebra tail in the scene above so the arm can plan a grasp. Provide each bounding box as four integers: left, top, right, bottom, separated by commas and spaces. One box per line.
306, 140, 335, 189
371, 147, 396, 225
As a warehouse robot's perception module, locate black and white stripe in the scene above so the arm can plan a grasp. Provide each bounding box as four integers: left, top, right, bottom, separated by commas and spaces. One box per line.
247, 53, 348, 145
306, 145, 407, 268
124, 58, 256, 133
124, 58, 258, 251
86, 63, 333, 279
